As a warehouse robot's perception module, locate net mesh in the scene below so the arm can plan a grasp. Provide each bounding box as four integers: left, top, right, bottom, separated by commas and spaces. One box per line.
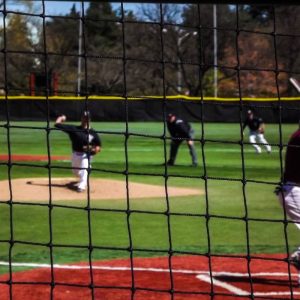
0, 1, 300, 299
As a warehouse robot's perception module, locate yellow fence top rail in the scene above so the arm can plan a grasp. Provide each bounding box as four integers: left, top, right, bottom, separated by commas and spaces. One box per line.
1, 95, 300, 101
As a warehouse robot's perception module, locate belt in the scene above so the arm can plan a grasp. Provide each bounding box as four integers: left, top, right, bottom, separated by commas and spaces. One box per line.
284, 181, 300, 186
73, 151, 87, 156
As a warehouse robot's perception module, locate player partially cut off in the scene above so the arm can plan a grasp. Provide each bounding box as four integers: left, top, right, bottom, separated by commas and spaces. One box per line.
275, 121, 300, 284
55, 111, 101, 192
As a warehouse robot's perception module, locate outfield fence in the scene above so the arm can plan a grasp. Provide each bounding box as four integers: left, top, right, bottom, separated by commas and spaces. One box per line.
1, 96, 300, 122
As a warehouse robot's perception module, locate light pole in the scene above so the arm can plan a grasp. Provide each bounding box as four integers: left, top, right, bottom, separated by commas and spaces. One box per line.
176, 30, 197, 93
163, 28, 197, 94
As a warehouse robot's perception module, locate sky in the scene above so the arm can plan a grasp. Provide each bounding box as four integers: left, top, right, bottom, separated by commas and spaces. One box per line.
42, 1, 139, 15
5, 1, 187, 25
6, 1, 139, 15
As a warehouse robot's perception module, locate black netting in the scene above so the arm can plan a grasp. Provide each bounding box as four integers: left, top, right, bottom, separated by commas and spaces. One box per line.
0, 1, 300, 299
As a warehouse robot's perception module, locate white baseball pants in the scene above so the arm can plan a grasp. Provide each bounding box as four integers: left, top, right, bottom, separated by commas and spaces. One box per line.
249, 131, 271, 153
71, 152, 91, 190
278, 183, 300, 230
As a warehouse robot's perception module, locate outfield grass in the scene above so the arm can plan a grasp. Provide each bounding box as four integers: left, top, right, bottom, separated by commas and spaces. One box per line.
0, 122, 299, 274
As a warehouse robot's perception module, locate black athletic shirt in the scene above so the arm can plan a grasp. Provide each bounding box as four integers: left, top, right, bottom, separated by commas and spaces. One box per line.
284, 129, 300, 183
243, 117, 263, 131
55, 123, 101, 154
167, 118, 192, 139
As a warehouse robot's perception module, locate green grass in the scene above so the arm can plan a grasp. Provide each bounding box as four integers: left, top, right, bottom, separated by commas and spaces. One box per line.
0, 121, 299, 274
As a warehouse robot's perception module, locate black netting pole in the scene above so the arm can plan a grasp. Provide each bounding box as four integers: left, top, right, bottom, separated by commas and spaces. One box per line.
159, 3, 175, 300
2, 0, 13, 298
235, 4, 254, 298
120, 2, 136, 299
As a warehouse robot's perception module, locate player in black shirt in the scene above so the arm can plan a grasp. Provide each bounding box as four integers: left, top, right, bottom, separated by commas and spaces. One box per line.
242, 110, 271, 154
166, 113, 198, 166
55, 111, 101, 192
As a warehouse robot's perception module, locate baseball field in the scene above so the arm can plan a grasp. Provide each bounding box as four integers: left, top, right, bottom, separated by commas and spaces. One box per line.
0, 121, 299, 299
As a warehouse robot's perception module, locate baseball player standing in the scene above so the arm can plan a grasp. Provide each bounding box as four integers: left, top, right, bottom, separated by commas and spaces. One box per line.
276, 123, 300, 271
166, 113, 198, 166
242, 110, 272, 154
55, 111, 101, 192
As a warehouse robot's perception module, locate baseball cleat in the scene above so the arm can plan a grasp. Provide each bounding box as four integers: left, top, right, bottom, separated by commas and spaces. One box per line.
77, 187, 85, 193
290, 250, 300, 270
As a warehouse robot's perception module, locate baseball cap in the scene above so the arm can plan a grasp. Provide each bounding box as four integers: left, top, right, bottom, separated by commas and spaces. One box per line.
167, 112, 175, 120
82, 110, 91, 120
247, 110, 253, 115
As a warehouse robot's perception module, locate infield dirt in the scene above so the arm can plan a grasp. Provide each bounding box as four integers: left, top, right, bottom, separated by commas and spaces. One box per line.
0, 178, 202, 202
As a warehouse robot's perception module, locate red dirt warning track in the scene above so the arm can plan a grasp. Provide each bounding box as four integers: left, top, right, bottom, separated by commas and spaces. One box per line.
0, 154, 70, 162
0, 255, 299, 300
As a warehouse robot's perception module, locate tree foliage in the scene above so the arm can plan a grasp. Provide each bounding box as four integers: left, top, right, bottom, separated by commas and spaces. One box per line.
0, 13, 34, 93
0, 2, 298, 97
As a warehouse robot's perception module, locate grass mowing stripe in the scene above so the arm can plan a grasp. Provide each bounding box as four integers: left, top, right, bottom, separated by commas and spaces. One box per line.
0, 122, 298, 274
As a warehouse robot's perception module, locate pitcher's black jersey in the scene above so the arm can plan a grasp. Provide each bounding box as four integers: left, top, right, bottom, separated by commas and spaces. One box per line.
55, 124, 101, 154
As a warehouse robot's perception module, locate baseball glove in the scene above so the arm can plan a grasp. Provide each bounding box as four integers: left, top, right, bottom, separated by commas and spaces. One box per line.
274, 185, 286, 195
83, 145, 97, 155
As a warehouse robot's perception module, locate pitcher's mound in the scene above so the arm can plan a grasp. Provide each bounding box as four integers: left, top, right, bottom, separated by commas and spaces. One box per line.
0, 178, 202, 202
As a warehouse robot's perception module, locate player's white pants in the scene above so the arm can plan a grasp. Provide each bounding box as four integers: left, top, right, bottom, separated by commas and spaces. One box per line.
278, 183, 300, 230
249, 131, 271, 153
71, 152, 91, 190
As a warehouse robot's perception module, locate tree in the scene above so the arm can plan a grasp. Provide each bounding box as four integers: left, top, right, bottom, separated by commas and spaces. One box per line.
0, 13, 35, 94
34, 4, 80, 94
222, 30, 287, 97
236, 5, 300, 96
77, 2, 125, 95
0, 0, 40, 94
180, 4, 236, 96
85, 2, 119, 51
240, 5, 274, 25
39, 2, 135, 96
124, 3, 194, 95
274, 5, 300, 96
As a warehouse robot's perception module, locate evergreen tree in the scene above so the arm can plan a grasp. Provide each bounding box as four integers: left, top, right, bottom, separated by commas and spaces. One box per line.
35, 4, 81, 94
181, 4, 235, 96
85, 2, 119, 50
2, 14, 35, 94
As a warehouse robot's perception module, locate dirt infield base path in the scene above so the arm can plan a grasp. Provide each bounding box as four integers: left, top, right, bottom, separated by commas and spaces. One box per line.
0, 178, 202, 202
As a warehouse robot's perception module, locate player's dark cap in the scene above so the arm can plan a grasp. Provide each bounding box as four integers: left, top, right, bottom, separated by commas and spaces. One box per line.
82, 110, 91, 119
81, 110, 91, 121
167, 112, 176, 121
